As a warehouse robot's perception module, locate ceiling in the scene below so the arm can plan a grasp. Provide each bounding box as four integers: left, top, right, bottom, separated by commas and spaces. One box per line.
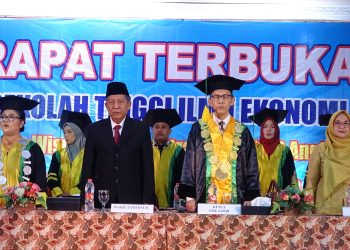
1, 0, 350, 21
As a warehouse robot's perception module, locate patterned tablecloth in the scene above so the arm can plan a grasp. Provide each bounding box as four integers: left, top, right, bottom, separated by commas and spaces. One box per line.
2, 209, 350, 249
167, 214, 350, 249
0, 209, 167, 249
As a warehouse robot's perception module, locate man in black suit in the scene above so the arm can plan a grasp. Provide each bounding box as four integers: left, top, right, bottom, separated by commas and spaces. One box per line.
80, 82, 155, 207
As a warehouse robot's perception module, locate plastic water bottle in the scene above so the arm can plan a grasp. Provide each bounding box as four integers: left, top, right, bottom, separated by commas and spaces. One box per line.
85, 179, 95, 212
173, 183, 180, 209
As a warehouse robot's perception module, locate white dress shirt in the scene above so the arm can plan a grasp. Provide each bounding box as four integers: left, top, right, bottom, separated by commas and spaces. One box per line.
110, 117, 126, 137
213, 114, 231, 131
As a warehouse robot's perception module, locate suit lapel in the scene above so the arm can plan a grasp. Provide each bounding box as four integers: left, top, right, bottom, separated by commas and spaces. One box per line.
101, 118, 115, 147
117, 116, 131, 149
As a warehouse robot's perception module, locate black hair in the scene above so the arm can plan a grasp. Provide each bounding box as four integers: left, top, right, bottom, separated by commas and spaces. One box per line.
17, 110, 26, 132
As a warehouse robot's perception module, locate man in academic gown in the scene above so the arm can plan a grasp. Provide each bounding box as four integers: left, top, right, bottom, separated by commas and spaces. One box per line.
80, 82, 155, 207
178, 75, 260, 211
143, 108, 185, 208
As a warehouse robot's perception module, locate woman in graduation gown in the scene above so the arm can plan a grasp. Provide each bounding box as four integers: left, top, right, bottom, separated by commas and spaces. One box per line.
305, 110, 350, 215
0, 95, 46, 206
249, 108, 295, 196
47, 110, 91, 197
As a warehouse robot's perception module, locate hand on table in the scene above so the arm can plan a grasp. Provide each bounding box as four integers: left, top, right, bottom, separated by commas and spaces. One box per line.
186, 198, 196, 212
243, 201, 252, 206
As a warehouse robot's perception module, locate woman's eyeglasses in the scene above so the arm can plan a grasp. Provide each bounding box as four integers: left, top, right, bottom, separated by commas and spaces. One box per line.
334, 121, 350, 127
0, 115, 21, 122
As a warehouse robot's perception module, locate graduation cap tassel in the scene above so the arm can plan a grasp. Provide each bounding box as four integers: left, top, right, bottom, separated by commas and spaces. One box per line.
205, 77, 209, 111
201, 77, 211, 121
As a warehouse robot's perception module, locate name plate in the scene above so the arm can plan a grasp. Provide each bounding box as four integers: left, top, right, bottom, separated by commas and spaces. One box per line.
197, 203, 241, 215
111, 203, 154, 214
342, 207, 350, 217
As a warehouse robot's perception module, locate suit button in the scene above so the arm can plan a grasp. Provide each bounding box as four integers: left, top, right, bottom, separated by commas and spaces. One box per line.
115, 153, 119, 157
115, 179, 119, 184
115, 166, 119, 171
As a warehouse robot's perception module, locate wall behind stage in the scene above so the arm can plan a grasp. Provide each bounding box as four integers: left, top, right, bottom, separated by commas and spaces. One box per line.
0, 19, 349, 182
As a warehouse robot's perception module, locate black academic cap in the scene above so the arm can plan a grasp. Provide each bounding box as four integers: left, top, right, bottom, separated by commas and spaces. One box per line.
0, 95, 39, 112
195, 75, 245, 95
59, 110, 92, 133
248, 108, 288, 126
318, 114, 332, 126
106, 81, 129, 97
143, 108, 182, 128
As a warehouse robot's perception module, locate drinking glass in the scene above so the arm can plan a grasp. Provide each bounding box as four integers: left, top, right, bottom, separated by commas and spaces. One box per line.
98, 190, 110, 213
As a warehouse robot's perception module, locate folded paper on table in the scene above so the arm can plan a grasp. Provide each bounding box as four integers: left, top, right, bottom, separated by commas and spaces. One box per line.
241, 197, 272, 215
251, 197, 271, 206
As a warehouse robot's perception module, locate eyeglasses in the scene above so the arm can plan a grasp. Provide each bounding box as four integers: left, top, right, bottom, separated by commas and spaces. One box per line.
0, 115, 21, 122
210, 94, 233, 101
334, 121, 350, 127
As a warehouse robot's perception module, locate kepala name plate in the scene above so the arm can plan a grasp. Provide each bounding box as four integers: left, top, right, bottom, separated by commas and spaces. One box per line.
197, 203, 241, 215
111, 203, 154, 214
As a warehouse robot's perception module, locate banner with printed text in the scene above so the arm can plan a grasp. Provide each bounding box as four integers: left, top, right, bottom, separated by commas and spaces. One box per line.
0, 19, 349, 181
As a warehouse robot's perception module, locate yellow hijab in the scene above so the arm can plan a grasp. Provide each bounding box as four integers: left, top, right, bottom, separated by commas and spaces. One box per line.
320, 110, 350, 200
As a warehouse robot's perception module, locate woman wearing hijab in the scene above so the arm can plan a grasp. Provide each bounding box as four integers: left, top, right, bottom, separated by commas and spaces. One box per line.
0, 95, 46, 206
303, 113, 332, 188
305, 110, 350, 215
249, 108, 295, 196
47, 110, 91, 197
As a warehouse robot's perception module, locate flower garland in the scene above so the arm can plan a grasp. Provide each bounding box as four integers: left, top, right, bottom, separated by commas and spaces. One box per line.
0, 137, 33, 186
199, 118, 245, 204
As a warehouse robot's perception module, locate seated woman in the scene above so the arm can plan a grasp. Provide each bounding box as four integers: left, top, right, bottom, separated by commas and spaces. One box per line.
305, 110, 350, 215
249, 108, 295, 196
0, 95, 46, 206
47, 110, 91, 197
